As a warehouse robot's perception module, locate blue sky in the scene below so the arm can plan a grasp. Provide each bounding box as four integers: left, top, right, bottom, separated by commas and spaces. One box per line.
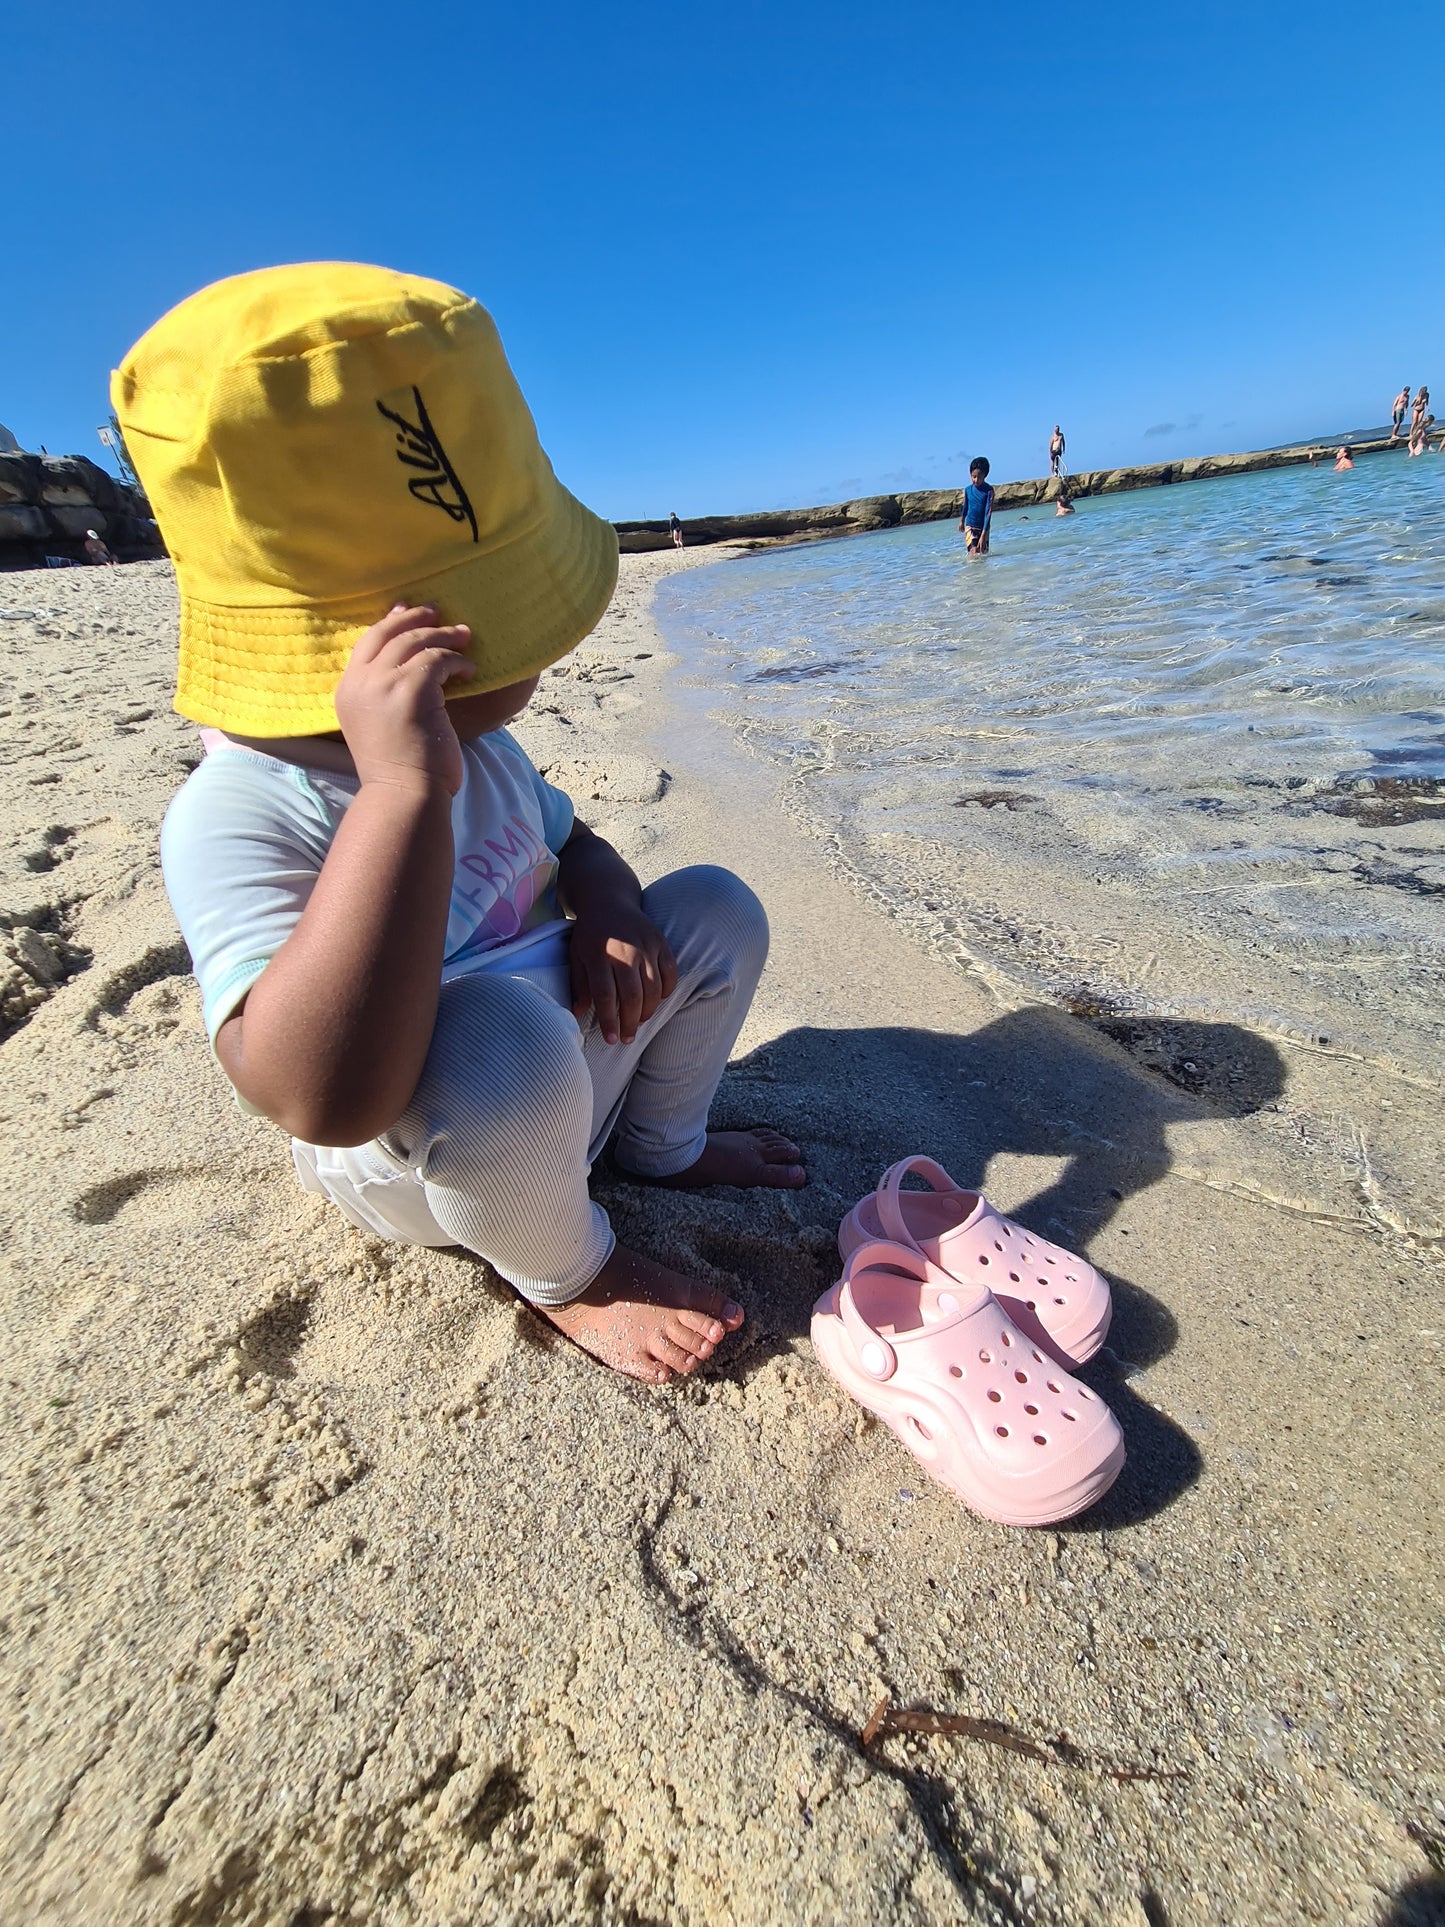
6, 2, 1443, 519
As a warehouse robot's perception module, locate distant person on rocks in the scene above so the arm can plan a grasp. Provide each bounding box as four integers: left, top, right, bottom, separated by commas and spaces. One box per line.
1049, 425, 1066, 476
83, 528, 117, 565
1333, 445, 1355, 472
959, 457, 994, 554
1411, 386, 1430, 435
668, 511, 684, 551
1055, 489, 1075, 516
1391, 386, 1412, 438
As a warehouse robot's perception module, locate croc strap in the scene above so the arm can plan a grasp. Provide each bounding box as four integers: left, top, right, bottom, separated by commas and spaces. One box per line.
876, 1155, 978, 1248
839, 1239, 979, 1381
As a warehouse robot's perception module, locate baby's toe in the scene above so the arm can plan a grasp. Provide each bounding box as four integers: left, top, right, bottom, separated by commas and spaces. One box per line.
754, 1127, 803, 1161
675, 1307, 726, 1348
649, 1331, 699, 1377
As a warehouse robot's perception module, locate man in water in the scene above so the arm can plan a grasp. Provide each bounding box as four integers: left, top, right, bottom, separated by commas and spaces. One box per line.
1333, 445, 1355, 472
1392, 386, 1411, 438
959, 457, 994, 553
1055, 489, 1075, 516
1049, 425, 1066, 475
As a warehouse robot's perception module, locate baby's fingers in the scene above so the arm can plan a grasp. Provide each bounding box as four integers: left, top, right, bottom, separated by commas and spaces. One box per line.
381, 618, 473, 670
588, 959, 621, 1045
350, 602, 441, 664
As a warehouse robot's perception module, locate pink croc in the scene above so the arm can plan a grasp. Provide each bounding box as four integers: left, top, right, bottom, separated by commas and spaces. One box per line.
811, 1240, 1125, 1527
838, 1156, 1112, 1367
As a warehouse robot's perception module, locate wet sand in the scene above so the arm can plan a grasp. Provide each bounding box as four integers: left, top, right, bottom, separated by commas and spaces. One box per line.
0, 555, 1441, 1924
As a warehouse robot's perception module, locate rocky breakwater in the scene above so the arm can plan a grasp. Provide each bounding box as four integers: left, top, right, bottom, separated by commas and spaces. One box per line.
616, 433, 1407, 553
0, 454, 164, 571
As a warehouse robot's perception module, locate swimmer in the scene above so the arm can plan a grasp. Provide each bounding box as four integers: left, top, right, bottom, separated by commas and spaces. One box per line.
1333, 445, 1354, 472
1055, 490, 1075, 515
958, 457, 994, 554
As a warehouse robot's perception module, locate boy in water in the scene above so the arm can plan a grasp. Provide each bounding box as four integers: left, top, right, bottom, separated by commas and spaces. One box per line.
117, 263, 805, 1387
959, 457, 994, 554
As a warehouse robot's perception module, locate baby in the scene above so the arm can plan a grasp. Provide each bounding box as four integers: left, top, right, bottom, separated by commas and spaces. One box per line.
115, 262, 805, 1385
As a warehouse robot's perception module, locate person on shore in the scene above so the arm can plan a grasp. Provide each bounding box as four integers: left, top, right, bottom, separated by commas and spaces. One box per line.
117, 262, 806, 1389
668, 511, 684, 550
1055, 489, 1075, 516
83, 528, 116, 565
959, 457, 994, 554
1333, 445, 1355, 471
1392, 386, 1411, 438
1049, 425, 1066, 476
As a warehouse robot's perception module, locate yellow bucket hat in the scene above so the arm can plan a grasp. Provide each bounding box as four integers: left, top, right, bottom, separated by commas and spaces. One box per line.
111, 262, 619, 737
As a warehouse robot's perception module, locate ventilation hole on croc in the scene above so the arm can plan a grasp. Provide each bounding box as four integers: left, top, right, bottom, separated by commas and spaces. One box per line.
1015, 1370, 1028, 1383
1046, 1380, 1062, 1393
1024, 1403, 1039, 1415
1045, 1255, 1056, 1265
987, 1389, 1002, 1403
1010, 1273, 1022, 1284
1000, 1332, 1013, 1348
978, 1254, 989, 1265
1025, 1299, 1035, 1310
1062, 1409, 1077, 1422
949, 1364, 963, 1379
995, 1425, 1009, 1438
1053, 1296, 1066, 1305
1078, 1387, 1094, 1400
994, 1240, 1004, 1252
1032, 1350, 1044, 1363
1033, 1433, 1048, 1446
911, 1417, 932, 1441
979, 1348, 992, 1364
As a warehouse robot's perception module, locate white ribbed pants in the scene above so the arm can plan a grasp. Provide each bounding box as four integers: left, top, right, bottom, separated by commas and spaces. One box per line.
291, 865, 769, 1306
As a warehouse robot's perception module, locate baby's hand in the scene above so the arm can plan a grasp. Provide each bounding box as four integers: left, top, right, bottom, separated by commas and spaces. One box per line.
569, 901, 679, 1045
335, 604, 475, 797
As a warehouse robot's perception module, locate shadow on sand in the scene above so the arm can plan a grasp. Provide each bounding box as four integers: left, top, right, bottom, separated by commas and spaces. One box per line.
697, 1006, 1288, 1528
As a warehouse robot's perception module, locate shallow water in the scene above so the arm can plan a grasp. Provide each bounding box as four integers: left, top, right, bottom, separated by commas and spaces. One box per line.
657, 452, 1445, 1110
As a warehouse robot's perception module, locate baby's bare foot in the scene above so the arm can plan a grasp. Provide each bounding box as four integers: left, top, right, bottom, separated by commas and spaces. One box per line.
621, 1127, 806, 1191
537, 1243, 744, 1385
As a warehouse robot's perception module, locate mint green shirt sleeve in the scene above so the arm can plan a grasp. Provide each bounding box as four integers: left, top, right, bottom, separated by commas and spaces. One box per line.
160, 751, 338, 1046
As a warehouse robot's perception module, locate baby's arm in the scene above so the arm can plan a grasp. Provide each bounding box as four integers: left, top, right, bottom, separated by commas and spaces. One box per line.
214, 606, 474, 1145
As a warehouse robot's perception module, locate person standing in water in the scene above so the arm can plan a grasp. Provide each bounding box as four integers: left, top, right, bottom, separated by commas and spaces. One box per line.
959, 457, 994, 554
1055, 489, 1075, 516
1333, 445, 1355, 471
1392, 386, 1412, 438
1049, 425, 1066, 476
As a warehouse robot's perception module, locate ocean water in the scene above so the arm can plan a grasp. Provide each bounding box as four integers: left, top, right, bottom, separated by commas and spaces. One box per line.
655, 452, 1445, 1101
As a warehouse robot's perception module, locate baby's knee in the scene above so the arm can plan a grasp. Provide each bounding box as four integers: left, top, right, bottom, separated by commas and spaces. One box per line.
406, 973, 592, 1159
644, 864, 769, 976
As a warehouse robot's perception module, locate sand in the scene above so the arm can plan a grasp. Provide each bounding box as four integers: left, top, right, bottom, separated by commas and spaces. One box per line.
0, 553, 1441, 1926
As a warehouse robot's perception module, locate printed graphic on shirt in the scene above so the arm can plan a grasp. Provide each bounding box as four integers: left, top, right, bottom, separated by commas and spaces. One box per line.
448, 811, 560, 959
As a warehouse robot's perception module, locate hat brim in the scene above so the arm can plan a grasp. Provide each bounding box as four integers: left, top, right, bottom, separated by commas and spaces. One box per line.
173, 480, 619, 737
